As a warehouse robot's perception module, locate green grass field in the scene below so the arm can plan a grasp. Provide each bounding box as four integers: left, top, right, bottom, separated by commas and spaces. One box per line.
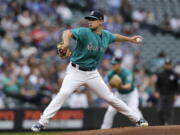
0, 131, 68, 135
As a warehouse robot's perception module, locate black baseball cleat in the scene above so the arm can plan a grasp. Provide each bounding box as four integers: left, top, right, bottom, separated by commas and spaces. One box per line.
31, 122, 45, 132
136, 118, 149, 127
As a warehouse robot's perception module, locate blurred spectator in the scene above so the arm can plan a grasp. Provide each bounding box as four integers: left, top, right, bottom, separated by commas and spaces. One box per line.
19, 59, 31, 76
31, 24, 48, 46
159, 14, 171, 32
174, 63, 180, 107
17, 10, 33, 27
170, 16, 180, 32
104, 15, 122, 33
1, 68, 20, 97
20, 45, 37, 58
121, 23, 138, 35
107, 0, 121, 13
120, 0, 132, 22
0, 59, 5, 108
1, 16, 19, 32
150, 51, 167, 72
18, 30, 32, 45
132, 9, 146, 23
0, 32, 18, 53
146, 73, 158, 107
0, 95, 5, 109
174, 63, 180, 87
144, 9, 155, 25
122, 51, 134, 70
135, 67, 149, 107
56, 2, 73, 23
19, 75, 38, 102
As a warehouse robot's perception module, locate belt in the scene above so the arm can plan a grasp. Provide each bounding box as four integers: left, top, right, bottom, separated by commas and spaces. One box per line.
71, 63, 93, 71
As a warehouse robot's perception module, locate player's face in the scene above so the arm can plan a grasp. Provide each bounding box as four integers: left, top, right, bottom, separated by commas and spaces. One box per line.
112, 64, 121, 72
164, 64, 172, 70
87, 19, 102, 29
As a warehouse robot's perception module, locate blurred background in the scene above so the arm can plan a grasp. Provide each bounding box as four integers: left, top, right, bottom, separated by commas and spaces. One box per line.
0, 0, 180, 131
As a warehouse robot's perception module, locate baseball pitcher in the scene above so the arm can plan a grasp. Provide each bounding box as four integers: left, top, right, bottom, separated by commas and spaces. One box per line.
101, 57, 144, 129
31, 11, 148, 132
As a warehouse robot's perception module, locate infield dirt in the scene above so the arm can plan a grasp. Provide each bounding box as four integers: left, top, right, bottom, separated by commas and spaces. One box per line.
58, 125, 180, 135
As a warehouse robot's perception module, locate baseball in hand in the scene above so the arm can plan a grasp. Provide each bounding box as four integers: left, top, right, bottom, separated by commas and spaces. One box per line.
136, 37, 143, 43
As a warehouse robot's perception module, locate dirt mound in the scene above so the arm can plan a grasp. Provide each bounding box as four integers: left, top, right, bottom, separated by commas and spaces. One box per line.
58, 126, 180, 135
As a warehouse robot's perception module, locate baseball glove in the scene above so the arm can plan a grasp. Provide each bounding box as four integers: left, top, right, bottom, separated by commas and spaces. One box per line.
109, 75, 122, 89
57, 42, 72, 58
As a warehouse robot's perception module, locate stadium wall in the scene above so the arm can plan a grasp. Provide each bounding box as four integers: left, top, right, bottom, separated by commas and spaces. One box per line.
0, 108, 180, 131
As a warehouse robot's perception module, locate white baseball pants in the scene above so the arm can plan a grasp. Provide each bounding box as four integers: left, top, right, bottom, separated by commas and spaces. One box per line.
39, 63, 140, 125
101, 88, 143, 129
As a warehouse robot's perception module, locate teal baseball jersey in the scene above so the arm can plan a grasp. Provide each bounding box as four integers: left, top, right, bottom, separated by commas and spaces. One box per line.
70, 27, 117, 70
108, 67, 135, 94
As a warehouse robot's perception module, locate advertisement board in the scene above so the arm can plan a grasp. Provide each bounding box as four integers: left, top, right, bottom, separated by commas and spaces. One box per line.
0, 108, 180, 131
0, 111, 14, 130
22, 110, 84, 129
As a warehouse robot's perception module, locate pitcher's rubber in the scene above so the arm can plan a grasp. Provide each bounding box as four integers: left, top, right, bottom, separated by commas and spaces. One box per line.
57, 126, 180, 135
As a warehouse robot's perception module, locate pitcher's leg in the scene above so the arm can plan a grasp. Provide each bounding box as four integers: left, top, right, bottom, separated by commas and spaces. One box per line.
101, 106, 117, 129
87, 76, 140, 123
39, 74, 83, 125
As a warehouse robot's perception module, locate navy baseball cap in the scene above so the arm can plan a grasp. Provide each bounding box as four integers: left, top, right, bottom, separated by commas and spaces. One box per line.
111, 57, 122, 65
84, 11, 104, 20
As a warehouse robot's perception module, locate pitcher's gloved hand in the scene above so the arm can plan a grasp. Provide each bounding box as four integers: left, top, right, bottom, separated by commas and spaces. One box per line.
57, 42, 72, 58
109, 75, 122, 89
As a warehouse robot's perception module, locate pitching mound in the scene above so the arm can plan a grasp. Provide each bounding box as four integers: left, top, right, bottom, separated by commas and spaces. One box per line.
59, 126, 180, 135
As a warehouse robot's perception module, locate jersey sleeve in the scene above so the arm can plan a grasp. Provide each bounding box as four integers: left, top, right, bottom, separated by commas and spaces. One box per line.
108, 32, 117, 44
70, 27, 83, 40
